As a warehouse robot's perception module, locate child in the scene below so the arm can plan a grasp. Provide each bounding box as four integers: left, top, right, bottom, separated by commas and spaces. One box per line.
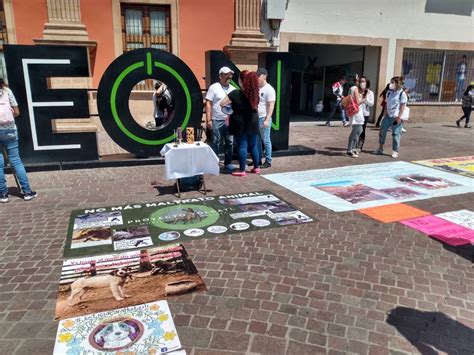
314, 99, 323, 120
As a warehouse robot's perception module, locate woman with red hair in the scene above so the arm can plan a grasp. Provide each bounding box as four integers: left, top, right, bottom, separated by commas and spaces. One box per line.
220, 70, 260, 176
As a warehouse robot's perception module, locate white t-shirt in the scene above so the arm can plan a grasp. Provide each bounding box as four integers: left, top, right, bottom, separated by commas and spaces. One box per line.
348, 86, 364, 125
205, 82, 235, 121
362, 90, 374, 117
258, 83, 276, 118
386, 89, 408, 118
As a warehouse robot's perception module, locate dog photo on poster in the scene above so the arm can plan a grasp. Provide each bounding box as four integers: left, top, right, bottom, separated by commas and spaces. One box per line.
54, 300, 182, 354
55, 244, 206, 320
64, 191, 313, 258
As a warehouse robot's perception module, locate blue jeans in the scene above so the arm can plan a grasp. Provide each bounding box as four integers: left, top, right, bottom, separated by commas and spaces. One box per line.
211, 120, 233, 166
257, 117, 272, 164
379, 116, 402, 152
0, 131, 31, 194
456, 78, 465, 100
326, 100, 347, 124
234, 133, 259, 172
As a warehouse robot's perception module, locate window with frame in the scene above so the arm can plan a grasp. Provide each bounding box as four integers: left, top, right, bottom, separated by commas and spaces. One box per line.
121, 4, 171, 52
0, 1, 8, 79
402, 49, 473, 103
121, 4, 171, 90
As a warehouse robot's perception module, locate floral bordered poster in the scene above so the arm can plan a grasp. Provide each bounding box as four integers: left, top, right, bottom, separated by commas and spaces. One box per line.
53, 300, 182, 354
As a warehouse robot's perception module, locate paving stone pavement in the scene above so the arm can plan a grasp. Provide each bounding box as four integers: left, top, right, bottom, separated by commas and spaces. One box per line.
0, 122, 473, 355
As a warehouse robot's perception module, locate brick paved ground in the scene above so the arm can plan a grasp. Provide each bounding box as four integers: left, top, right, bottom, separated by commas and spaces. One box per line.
0, 122, 473, 354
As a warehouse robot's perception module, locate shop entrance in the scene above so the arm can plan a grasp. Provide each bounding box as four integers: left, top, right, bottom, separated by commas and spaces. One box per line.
288, 43, 381, 122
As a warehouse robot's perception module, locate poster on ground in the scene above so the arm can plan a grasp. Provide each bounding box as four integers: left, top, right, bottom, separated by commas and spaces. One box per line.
400, 215, 474, 246
55, 244, 206, 320
54, 300, 183, 354
262, 162, 474, 212
65, 191, 313, 258
413, 156, 474, 178
436, 210, 474, 230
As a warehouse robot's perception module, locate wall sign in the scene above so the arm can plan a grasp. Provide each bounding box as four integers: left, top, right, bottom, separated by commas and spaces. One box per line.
4, 45, 292, 163
4, 45, 98, 163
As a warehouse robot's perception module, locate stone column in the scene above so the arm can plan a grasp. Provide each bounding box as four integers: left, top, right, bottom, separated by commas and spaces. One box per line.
40, 0, 91, 43
34, 0, 97, 134
225, 0, 275, 69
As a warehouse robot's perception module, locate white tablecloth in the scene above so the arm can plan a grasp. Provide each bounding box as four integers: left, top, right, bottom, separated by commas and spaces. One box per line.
160, 142, 219, 180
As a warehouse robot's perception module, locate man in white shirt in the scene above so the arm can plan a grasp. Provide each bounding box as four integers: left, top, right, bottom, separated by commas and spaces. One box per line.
205, 67, 235, 171
325, 77, 348, 127
256, 68, 276, 168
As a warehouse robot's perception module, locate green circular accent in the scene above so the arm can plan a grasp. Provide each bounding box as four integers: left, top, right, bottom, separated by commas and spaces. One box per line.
109, 58, 193, 145
150, 205, 219, 230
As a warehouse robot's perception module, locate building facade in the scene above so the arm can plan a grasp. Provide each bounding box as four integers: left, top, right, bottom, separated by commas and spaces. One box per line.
1, 0, 473, 127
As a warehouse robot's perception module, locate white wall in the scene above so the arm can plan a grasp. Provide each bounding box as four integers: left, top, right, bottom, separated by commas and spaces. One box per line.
273, 0, 474, 79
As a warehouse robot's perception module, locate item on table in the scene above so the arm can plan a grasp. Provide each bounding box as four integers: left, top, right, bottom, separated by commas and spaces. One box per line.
186, 127, 195, 144
177, 127, 183, 145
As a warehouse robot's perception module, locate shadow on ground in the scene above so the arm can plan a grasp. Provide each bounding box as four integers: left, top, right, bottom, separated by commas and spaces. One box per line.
387, 307, 474, 354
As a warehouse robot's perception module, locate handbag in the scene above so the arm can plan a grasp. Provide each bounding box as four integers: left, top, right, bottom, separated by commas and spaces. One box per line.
400, 106, 410, 120
343, 94, 359, 117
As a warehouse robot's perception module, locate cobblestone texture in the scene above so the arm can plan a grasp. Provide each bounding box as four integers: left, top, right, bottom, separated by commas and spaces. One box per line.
0, 122, 473, 354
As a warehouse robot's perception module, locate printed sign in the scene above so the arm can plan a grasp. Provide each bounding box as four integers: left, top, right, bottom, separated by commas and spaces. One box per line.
55, 244, 206, 320
64, 191, 313, 258
262, 162, 474, 212
414, 156, 474, 178
54, 300, 182, 354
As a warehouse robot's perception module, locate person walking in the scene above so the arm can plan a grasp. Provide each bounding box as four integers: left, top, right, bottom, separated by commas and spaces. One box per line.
205, 67, 236, 171
325, 77, 348, 127
373, 76, 408, 159
455, 55, 468, 101
357, 78, 374, 151
256, 68, 276, 169
346, 77, 366, 157
220, 71, 260, 177
456, 84, 473, 128
0, 78, 37, 203
152, 82, 174, 129
375, 83, 390, 128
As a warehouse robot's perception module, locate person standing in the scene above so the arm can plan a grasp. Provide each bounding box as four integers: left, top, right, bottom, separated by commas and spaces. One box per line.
220, 71, 260, 177
153, 82, 174, 129
205, 67, 235, 171
373, 76, 408, 159
456, 84, 473, 128
455, 55, 468, 101
357, 78, 374, 151
325, 77, 348, 127
256, 68, 276, 169
375, 83, 390, 128
314, 99, 324, 120
0, 78, 37, 202
346, 77, 366, 157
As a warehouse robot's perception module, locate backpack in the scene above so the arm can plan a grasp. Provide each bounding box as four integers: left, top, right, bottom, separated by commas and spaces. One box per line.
0, 89, 14, 126
389, 90, 410, 120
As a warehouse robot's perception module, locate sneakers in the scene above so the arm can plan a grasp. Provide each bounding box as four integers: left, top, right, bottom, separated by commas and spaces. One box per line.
0, 192, 8, 203
23, 191, 38, 201
401, 127, 407, 133
347, 150, 359, 158
466, 125, 472, 128
261, 162, 272, 169
391, 151, 399, 159
373, 148, 384, 155
231, 171, 246, 177
250, 167, 261, 174
325, 122, 332, 127
456, 120, 461, 128
343, 121, 350, 127
225, 163, 235, 171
